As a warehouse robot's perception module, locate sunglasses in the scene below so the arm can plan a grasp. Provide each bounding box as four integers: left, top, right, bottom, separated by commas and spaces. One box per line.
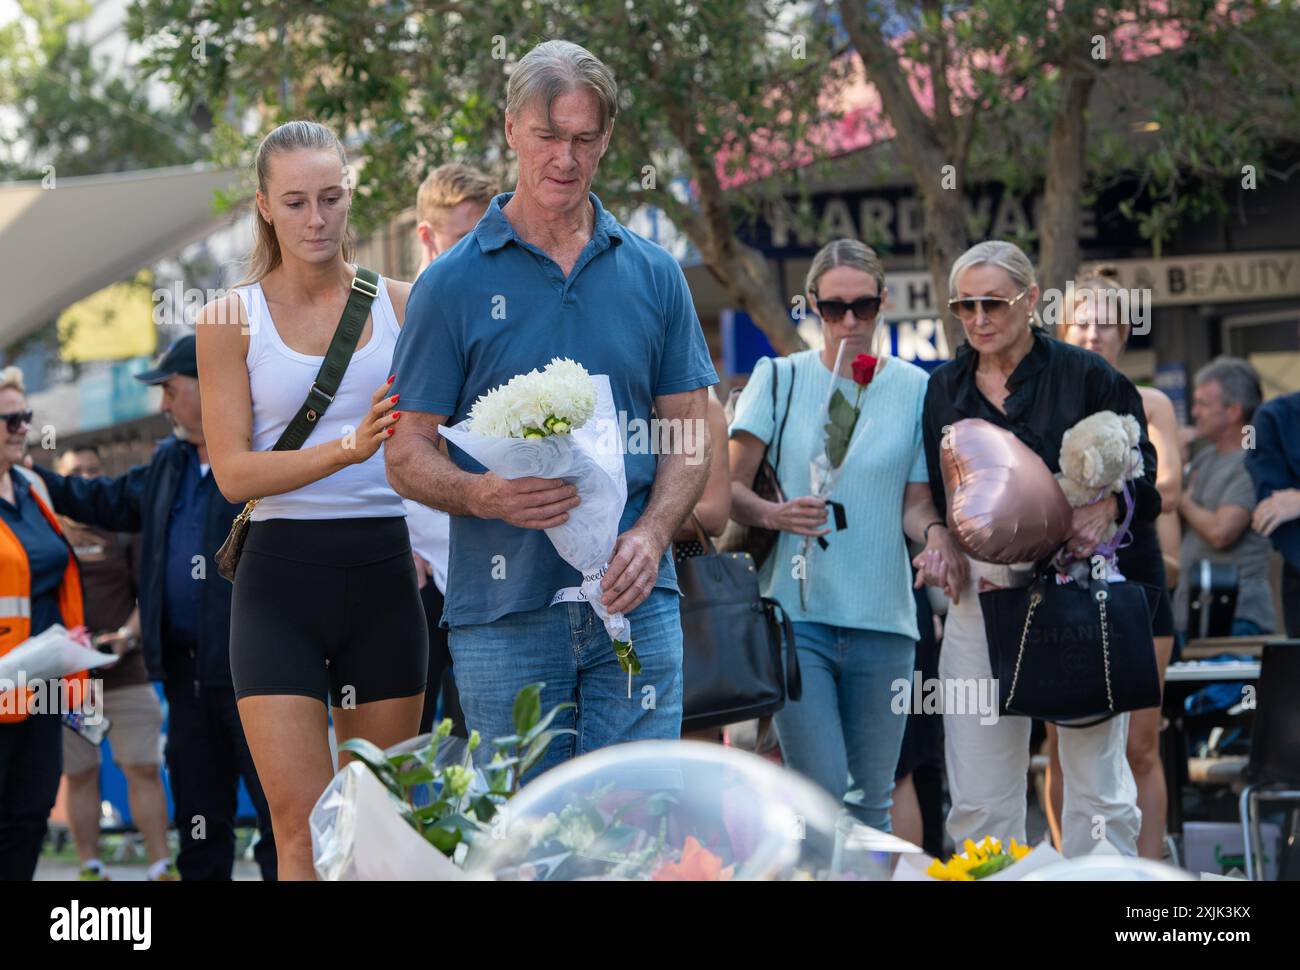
1, 410, 32, 434
948, 288, 1031, 322
813, 294, 882, 323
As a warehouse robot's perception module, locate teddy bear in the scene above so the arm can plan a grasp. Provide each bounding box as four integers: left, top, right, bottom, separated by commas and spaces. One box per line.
1056, 409, 1145, 548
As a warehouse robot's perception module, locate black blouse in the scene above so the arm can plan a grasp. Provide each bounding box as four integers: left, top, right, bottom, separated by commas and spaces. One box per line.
922, 327, 1161, 531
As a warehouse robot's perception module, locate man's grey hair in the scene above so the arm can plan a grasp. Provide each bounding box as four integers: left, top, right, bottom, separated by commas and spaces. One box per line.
1195, 355, 1262, 422
506, 40, 618, 132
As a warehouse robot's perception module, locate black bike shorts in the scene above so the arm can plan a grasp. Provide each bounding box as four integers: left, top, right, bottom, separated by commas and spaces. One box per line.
230, 516, 428, 706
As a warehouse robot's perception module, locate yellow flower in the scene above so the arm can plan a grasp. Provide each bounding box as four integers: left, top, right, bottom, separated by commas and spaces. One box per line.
928, 835, 1029, 880
926, 856, 976, 881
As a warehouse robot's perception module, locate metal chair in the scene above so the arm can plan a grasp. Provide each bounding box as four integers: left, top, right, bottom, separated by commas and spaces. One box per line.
1239, 639, 1300, 880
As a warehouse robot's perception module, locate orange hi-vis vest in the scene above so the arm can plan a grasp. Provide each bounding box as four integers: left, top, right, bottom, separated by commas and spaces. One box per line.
0, 482, 86, 724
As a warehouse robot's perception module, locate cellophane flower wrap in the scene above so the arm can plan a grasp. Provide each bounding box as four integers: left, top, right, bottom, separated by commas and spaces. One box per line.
800, 346, 878, 610
438, 359, 638, 682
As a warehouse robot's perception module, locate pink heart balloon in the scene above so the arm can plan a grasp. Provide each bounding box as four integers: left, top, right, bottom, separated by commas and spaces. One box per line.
940, 418, 1072, 564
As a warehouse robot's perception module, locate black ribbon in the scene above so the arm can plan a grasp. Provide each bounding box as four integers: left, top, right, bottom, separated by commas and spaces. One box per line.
816, 500, 849, 550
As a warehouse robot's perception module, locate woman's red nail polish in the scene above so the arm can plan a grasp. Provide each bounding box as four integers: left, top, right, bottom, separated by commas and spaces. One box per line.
391, 394, 399, 404
387, 374, 396, 384
387, 427, 394, 435
393, 411, 401, 418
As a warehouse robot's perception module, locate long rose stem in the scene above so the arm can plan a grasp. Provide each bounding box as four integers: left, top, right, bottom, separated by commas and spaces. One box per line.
819, 337, 848, 429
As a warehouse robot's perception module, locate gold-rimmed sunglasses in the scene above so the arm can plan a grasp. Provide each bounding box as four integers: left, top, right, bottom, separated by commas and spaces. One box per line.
947, 288, 1031, 322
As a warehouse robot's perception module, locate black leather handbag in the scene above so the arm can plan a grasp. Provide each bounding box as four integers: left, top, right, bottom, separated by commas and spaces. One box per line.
718, 356, 794, 569
678, 516, 801, 733
980, 570, 1162, 727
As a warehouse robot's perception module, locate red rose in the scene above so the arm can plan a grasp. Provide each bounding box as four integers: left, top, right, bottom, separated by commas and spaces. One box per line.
851, 353, 878, 387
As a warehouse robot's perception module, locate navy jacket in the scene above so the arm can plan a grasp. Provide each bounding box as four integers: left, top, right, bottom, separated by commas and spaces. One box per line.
1245, 391, 1300, 572
34, 437, 242, 688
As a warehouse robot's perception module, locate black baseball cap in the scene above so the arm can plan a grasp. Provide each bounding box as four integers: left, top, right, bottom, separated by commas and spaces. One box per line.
135, 335, 198, 385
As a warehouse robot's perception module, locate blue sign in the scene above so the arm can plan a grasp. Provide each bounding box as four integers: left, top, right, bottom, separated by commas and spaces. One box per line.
877, 318, 951, 372
720, 309, 782, 377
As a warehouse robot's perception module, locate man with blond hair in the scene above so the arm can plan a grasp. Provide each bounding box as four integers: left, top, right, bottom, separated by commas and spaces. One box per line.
415, 163, 499, 268
406, 162, 499, 736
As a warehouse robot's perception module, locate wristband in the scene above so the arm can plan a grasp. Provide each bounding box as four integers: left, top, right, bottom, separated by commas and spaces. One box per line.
923, 520, 945, 542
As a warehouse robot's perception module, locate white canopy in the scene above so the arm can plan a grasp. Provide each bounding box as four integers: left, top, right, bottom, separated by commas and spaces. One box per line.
0, 164, 243, 346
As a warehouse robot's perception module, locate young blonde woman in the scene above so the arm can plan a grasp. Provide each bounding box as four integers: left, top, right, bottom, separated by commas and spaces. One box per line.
1050, 266, 1182, 859
197, 121, 426, 880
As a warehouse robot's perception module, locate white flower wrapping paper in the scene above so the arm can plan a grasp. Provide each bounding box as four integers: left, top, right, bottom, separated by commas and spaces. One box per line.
439, 373, 631, 645
310, 761, 466, 881
800, 410, 872, 611
0, 625, 118, 683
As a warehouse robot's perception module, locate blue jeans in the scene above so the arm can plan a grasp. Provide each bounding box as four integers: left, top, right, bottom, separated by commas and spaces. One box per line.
775, 622, 915, 830
449, 588, 683, 782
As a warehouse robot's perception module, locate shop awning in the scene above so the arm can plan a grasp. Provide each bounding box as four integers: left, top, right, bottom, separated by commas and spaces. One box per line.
0, 164, 244, 348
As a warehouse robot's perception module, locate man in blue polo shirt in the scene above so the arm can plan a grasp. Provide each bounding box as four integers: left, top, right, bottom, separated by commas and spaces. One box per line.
388, 39, 717, 777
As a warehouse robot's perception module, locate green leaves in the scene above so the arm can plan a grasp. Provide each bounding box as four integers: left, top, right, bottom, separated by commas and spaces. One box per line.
507, 690, 577, 786
823, 388, 862, 469
522, 700, 576, 748
0, 0, 202, 179
520, 731, 568, 778
512, 683, 543, 737
966, 852, 1018, 879
613, 639, 642, 676
342, 683, 575, 859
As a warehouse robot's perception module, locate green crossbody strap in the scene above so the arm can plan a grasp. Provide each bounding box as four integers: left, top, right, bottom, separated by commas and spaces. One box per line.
272, 267, 380, 452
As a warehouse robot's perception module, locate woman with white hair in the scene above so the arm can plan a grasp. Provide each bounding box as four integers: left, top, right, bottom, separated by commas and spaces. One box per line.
0, 367, 89, 880
919, 241, 1161, 857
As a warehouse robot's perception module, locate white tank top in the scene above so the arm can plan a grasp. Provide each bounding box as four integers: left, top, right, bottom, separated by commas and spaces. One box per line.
236, 277, 407, 521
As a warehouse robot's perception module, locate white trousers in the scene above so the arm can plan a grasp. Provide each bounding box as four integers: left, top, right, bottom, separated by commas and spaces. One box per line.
940, 559, 1141, 857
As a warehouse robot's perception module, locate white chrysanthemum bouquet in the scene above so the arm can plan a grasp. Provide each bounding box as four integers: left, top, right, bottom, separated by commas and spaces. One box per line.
465, 357, 598, 440
439, 359, 639, 691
